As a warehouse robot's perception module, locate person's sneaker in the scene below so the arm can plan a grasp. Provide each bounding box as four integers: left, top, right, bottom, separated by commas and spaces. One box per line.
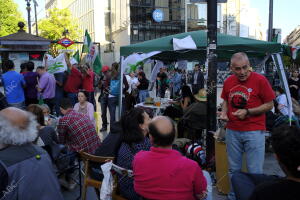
100, 126, 107, 132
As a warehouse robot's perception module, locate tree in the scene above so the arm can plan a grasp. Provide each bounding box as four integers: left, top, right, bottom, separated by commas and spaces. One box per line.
0, 0, 24, 37
38, 8, 80, 56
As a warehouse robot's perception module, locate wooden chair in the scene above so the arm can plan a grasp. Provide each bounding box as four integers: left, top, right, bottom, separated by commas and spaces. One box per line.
79, 151, 114, 200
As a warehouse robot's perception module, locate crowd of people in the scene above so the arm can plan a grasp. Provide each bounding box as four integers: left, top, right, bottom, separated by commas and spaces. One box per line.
0, 52, 299, 200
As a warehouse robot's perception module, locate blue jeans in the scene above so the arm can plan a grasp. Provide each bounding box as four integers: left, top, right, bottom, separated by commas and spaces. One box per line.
55, 90, 64, 116
108, 97, 118, 128
99, 95, 108, 128
138, 90, 149, 103
203, 170, 212, 200
8, 101, 25, 109
67, 93, 78, 106
225, 129, 265, 200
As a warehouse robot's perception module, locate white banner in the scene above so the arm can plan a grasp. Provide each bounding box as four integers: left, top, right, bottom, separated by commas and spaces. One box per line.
173, 35, 197, 51
150, 60, 164, 82
272, 53, 293, 123
121, 51, 161, 74
43, 53, 68, 74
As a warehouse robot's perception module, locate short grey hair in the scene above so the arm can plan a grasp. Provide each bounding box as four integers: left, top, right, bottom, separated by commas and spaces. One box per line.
230, 52, 250, 66
40, 104, 50, 112
0, 113, 38, 145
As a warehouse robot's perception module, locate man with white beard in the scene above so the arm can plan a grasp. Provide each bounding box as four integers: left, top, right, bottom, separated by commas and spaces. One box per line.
0, 107, 63, 200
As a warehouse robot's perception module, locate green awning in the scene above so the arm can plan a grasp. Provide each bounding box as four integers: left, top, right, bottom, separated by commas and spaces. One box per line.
120, 30, 282, 61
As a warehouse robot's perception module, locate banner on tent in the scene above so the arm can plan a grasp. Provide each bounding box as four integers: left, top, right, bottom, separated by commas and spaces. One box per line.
121, 51, 161, 74
272, 53, 293, 124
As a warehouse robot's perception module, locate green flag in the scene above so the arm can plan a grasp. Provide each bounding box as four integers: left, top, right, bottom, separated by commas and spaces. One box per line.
93, 53, 102, 74
81, 30, 102, 74
73, 50, 80, 63
82, 30, 92, 53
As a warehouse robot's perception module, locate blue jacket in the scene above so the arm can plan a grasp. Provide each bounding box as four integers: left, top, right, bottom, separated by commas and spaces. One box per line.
0, 144, 64, 200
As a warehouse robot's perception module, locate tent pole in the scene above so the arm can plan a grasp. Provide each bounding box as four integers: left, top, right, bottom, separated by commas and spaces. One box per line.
118, 57, 124, 120
206, 0, 217, 163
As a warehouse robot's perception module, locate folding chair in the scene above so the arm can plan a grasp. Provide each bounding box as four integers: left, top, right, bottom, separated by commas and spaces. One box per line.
79, 151, 114, 200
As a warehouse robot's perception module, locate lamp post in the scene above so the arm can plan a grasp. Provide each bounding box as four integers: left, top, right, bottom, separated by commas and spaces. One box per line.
206, 0, 218, 163
268, 0, 273, 41
25, 0, 32, 34
33, 0, 38, 36
112, 40, 116, 62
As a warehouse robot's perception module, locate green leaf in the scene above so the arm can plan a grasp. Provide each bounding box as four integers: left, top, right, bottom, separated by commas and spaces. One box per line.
0, 0, 24, 37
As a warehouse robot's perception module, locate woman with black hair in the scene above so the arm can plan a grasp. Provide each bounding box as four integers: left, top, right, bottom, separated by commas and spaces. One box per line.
74, 90, 95, 123
288, 70, 300, 100
116, 107, 151, 200
136, 71, 149, 103
163, 85, 195, 120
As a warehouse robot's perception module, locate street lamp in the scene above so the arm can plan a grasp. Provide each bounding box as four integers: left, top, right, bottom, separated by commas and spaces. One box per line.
25, 0, 32, 34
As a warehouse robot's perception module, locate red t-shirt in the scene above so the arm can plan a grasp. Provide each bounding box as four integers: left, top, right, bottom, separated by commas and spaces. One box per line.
64, 67, 82, 93
133, 147, 207, 200
221, 72, 275, 131
82, 69, 94, 92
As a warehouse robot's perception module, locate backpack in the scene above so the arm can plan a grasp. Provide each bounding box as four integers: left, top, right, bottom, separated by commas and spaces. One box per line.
110, 79, 120, 96
93, 73, 101, 88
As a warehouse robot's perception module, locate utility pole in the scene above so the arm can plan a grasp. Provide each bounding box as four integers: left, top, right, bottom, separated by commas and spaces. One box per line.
206, 0, 218, 163
25, 0, 32, 34
185, 0, 188, 32
33, 0, 38, 36
268, 0, 273, 41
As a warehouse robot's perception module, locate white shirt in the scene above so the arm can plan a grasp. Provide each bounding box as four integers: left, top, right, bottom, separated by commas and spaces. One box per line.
193, 72, 199, 85
276, 94, 291, 116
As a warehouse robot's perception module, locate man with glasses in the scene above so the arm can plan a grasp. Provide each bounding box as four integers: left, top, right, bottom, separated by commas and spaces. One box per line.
219, 52, 275, 200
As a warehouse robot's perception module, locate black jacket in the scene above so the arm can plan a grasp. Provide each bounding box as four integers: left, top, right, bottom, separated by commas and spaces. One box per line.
191, 71, 204, 88
0, 92, 8, 111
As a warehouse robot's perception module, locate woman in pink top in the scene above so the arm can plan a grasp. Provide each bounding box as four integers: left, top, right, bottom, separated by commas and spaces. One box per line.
74, 91, 95, 123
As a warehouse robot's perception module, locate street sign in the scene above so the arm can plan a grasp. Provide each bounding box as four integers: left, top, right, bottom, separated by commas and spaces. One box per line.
152, 9, 164, 23
190, 0, 227, 3
57, 37, 74, 48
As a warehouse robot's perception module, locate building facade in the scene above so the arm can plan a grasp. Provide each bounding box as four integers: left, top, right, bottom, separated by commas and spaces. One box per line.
221, 0, 263, 40
284, 26, 300, 46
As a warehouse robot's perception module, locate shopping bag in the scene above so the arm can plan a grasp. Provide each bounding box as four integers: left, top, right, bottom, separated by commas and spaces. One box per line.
100, 161, 113, 200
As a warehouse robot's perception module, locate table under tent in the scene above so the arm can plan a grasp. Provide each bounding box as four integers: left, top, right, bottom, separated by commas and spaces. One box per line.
119, 30, 291, 119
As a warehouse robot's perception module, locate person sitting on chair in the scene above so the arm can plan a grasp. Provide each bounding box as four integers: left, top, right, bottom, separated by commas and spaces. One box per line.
116, 108, 151, 200
133, 116, 207, 200
177, 89, 207, 139
0, 107, 63, 200
164, 85, 195, 120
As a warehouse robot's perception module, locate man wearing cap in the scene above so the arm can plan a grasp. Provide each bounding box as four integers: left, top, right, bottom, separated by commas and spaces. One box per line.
98, 65, 110, 132
64, 53, 83, 106
220, 52, 275, 200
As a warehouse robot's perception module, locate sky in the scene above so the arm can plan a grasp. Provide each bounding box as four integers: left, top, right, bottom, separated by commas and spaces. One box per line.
250, 0, 300, 41
13, 0, 300, 42
13, 0, 45, 23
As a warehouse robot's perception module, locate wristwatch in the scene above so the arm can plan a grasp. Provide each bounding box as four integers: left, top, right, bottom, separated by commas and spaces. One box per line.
245, 108, 250, 116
